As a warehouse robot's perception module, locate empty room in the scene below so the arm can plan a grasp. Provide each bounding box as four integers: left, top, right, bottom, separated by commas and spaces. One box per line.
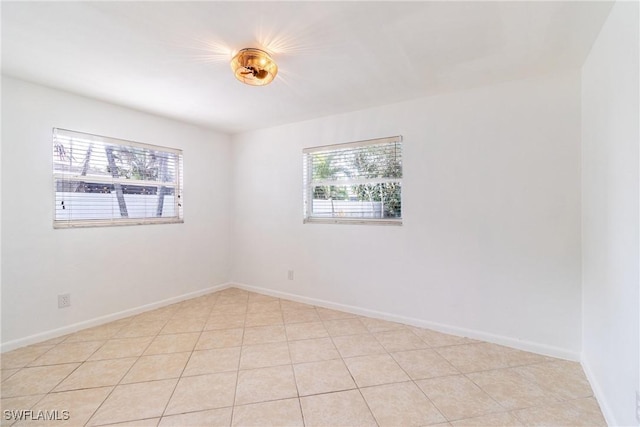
1, 1, 638, 426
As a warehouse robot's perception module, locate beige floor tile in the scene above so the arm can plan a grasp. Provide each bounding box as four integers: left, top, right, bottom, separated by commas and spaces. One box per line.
213, 299, 247, 310
114, 320, 167, 338
374, 329, 428, 352
436, 343, 547, 373
323, 318, 369, 337
332, 334, 386, 358
416, 375, 504, 421
160, 317, 207, 335
232, 398, 303, 426
511, 360, 593, 400
121, 352, 190, 383
1, 369, 20, 382
216, 292, 249, 305
1, 395, 45, 427
15, 387, 112, 427
54, 358, 136, 391
196, 329, 244, 350
2, 364, 79, 397
242, 325, 286, 345
300, 389, 377, 427
144, 333, 199, 355
391, 349, 459, 380
174, 306, 211, 319
1, 289, 605, 427
360, 317, 405, 333
361, 381, 446, 426
1, 346, 55, 369
165, 372, 237, 415
212, 292, 246, 303
285, 322, 328, 341
289, 338, 340, 364
316, 308, 357, 321
344, 354, 409, 387
134, 307, 178, 323
65, 323, 125, 343
280, 300, 315, 312
450, 412, 523, 426
216, 295, 249, 306
183, 347, 241, 376
205, 314, 246, 330
89, 337, 153, 361
214, 299, 247, 309
465, 369, 558, 411
513, 397, 606, 426
248, 292, 279, 303
31, 335, 70, 347
88, 379, 177, 426
247, 300, 281, 314
159, 408, 232, 427
28, 341, 104, 366
97, 417, 160, 427
235, 365, 298, 405
211, 303, 247, 316
410, 327, 473, 347
293, 359, 356, 396
505, 348, 554, 367
283, 309, 321, 324
239, 342, 290, 369
245, 311, 283, 328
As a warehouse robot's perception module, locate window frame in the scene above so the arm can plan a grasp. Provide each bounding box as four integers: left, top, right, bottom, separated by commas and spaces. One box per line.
302, 135, 403, 226
52, 128, 184, 229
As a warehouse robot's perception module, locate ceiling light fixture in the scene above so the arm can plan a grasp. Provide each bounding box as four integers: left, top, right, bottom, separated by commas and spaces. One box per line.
230, 48, 278, 86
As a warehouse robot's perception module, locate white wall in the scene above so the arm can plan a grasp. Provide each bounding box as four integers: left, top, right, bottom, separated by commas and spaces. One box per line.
581, 1, 640, 425
231, 70, 583, 358
1, 76, 232, 347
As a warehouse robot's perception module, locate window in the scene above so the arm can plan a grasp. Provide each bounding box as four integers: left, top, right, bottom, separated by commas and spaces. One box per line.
303, 135, 403, 225
53, 128, 183, 228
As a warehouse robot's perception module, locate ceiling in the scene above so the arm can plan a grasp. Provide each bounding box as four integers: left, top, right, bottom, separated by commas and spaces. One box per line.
1, 1, 613, 134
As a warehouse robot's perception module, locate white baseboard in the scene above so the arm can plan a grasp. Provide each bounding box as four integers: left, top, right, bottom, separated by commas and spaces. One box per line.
580, 355, 617, 427
232, 282, 580, 361
4, 280, 580, 363
1, 282, 232, 353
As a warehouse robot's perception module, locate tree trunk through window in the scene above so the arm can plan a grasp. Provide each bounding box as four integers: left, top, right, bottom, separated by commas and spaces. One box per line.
105, 146, 128, 218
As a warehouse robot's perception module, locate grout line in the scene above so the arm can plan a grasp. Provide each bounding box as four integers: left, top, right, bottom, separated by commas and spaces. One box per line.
322, 316, 381, 427
6, 287, 602, 427
229, 291, 249, 426
157, 296, 217, 423
281, 302, 306, 426
83, 304, 183, 426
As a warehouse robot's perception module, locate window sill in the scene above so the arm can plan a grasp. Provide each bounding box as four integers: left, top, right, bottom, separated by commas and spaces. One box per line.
303, 217, 402, 226
54, 218, 184, 229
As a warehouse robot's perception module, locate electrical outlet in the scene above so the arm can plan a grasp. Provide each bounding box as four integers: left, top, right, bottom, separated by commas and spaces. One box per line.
287, 270, 294, 280
58, 294, 71, 309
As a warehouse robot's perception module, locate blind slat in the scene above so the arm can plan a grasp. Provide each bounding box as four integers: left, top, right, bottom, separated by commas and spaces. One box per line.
53, 128, 184, 228
303, 136, 403, 224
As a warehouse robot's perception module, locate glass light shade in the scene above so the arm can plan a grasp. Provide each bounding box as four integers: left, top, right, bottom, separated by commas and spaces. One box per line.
230, 48, 278, 86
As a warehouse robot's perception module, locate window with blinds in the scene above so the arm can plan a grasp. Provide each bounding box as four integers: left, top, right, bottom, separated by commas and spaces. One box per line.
303, 136, 403, 225
53, 128, 183, 228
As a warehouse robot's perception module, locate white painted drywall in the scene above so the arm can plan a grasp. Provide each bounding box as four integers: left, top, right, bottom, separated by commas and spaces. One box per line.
231, 70, 583, 357
1, 76, 232, 345
581, 1, 640, 425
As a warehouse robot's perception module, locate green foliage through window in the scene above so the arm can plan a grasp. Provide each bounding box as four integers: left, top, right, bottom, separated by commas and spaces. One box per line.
304, 137, 403, 222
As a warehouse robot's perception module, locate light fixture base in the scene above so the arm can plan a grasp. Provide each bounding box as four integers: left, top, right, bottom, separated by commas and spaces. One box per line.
230, 48, 278, 86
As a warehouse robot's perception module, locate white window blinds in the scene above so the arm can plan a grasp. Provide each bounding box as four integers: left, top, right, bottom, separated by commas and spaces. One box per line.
53, 128, 183, 228
303, 136, 403, 225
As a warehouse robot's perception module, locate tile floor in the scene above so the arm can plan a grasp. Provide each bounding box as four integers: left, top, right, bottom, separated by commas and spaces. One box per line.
0, 288, 606, 427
